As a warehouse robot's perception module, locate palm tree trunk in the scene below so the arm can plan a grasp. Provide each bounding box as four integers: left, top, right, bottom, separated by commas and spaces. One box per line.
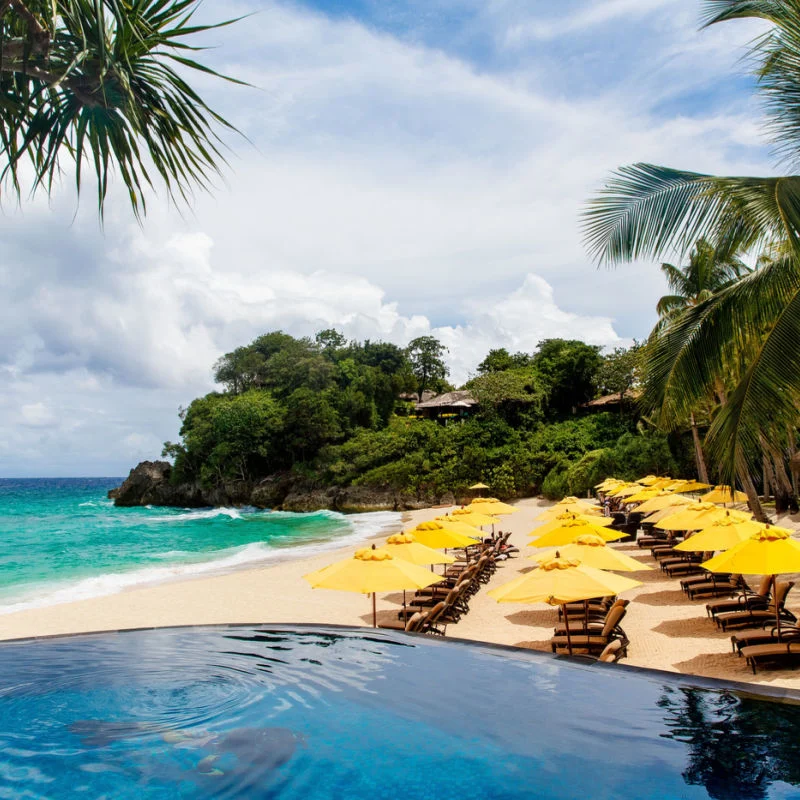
690, 412, 709, 483
788, 426, 799, 497
738, 454, 771, 523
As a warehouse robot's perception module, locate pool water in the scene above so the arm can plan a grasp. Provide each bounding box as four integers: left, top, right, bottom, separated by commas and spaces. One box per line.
0, 626, 798, 799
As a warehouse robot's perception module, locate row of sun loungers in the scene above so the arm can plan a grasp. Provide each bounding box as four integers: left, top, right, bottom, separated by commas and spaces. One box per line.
655, 546, 800, 673
379, 535, 514, 636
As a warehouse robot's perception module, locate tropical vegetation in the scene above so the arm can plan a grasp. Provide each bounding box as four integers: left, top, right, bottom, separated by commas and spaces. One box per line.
162, 330, 691, 504
0, 0, 242, 217
584, 0, 800, 517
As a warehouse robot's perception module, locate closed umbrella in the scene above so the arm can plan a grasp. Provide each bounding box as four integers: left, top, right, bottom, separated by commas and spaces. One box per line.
303, 545, 446, 627
488, 556, 642, 654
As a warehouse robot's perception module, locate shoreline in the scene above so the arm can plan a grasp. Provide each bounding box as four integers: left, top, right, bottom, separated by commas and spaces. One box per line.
2, 497, 800, 691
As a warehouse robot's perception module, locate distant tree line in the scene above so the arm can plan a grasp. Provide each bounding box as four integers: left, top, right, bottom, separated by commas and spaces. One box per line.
162, 330, 689, 499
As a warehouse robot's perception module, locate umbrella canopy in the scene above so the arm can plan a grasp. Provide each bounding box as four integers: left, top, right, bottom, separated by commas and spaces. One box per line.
442, 509, 498, 527
405, 520, 480, 549
303, 546, 445, 626
531, 512, 613, 537
537, 503, 603, 521
702, 485, 749, 504
675, 480, 712, 492
530, 520, 626, 548
673, 517, 765, 552
656, 503, 751, 531
488, 555, 642, 605
469, 499, 519, 515
609, 484, 640, 497
637, 475, 661, 486
636, 494, 692, 514
384, 533, 456, 566
623, 489, 661, 504
702, 526, 800, 575
532, 534, 653, 571
701, 527, 800, 636
468, 482, 490, 490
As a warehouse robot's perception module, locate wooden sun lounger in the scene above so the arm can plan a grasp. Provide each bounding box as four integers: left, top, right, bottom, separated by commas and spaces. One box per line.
715, 582, 795, 632
705, 576, 772, 618
550, 606, 628, 656
730, 625, 800, 655
742, 641, 800, 674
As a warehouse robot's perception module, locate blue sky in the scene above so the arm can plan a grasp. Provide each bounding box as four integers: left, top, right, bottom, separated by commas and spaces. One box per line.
0, 0, 775, 476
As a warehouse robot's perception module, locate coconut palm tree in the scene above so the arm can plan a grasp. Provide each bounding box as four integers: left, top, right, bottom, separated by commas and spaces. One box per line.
583, 0, 800, 500
0, 0, 244, 218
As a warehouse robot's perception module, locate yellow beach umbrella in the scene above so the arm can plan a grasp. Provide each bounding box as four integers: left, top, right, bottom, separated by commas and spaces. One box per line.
405, 520, 480, 549
701, 527, 800, 636
384, 533, 455, 566
442, 509, 498, 527
624, 489, 661, 504
677, 480, 712, 492
303, 545, 445, 627
530, 520, 626, 548
637, 475, 660, 486
702, 485, 749, 504
609, 484, 638, 497
531, 512, 613, 537
636, 493, 692, 514
596, 478, 622, 489
468, 482, 490, 490
536, 503, 603, 520
488, 556, 642, 653
656, 502, 750, 531
469, 498, 519, 515
673, 516, 765, 552
532, 534, 653, 571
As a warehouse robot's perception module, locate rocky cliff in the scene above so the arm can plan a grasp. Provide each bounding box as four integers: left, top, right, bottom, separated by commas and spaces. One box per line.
109, 461, 456, 512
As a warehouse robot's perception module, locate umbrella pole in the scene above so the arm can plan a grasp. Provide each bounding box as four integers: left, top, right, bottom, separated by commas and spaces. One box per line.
372, 592, 377, 628
774, 574, 781, 639
403, 590, 407, 624
562, 604, 573, 656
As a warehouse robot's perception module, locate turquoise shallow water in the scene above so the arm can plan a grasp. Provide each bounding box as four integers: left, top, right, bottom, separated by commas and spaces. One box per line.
0, 478, 400, 612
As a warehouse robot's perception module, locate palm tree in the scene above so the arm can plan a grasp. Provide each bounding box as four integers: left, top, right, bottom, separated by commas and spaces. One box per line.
655, 238, 751, 325
583, 0, 800, 505
651, 239, 751, 484
1, 0, 244, 218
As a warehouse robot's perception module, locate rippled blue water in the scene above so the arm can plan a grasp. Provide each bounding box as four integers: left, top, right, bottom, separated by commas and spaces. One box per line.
0, 626, 798, 799
0, 479, 399, 610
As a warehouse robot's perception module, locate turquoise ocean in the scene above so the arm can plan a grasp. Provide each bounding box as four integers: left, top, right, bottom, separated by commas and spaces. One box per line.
0, 478, 401, 613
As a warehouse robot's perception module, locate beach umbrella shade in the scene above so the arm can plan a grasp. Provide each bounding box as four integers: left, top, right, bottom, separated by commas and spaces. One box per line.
555, 496, 600, 508
532, 534, 653, 572
596, 478, 623, 489
531, 512, 614, 537
530, 520, 626, 548
469, 498, 520, 515
488, 556, 642, 653
303, 545, 446, 627
536, 504, 603, 521
656, 503, 751, 531
673, 516, 765, 552
405, 520, 480, 549
701, 527, 800, 636
468, 482, 490, 490
636, 494, 693, 514
441, 509, 498, 527
623, 489, 661, 504
676, 480, 712, 493
701, 485, 749, 504
637, 475, 661, 486
384, 532, 456, 622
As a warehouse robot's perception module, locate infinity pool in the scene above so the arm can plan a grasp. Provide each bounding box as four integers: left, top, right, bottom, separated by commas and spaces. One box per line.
0, 625, 798, 799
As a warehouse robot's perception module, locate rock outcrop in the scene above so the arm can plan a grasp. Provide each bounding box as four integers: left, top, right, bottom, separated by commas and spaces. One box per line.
110, 461, 458, 512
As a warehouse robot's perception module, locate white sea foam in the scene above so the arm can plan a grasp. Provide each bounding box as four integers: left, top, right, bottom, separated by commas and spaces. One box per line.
146, 507, 244, 523
0, 509, 402, 615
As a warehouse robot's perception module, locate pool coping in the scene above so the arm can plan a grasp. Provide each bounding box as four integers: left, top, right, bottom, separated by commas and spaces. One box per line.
2, 621, 799, 705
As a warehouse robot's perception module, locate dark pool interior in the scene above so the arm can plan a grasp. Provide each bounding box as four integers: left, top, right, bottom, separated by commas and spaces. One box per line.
0, 625, 799, 799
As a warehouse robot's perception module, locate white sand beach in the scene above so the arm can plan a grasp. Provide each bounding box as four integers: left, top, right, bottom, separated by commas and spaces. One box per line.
2, 497, 800, 690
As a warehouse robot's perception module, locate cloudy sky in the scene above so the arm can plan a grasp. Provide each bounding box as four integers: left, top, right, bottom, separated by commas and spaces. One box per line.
0, 0, 774, 477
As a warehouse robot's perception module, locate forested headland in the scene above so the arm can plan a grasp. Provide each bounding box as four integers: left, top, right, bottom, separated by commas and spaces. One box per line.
111, 331, 695, 511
